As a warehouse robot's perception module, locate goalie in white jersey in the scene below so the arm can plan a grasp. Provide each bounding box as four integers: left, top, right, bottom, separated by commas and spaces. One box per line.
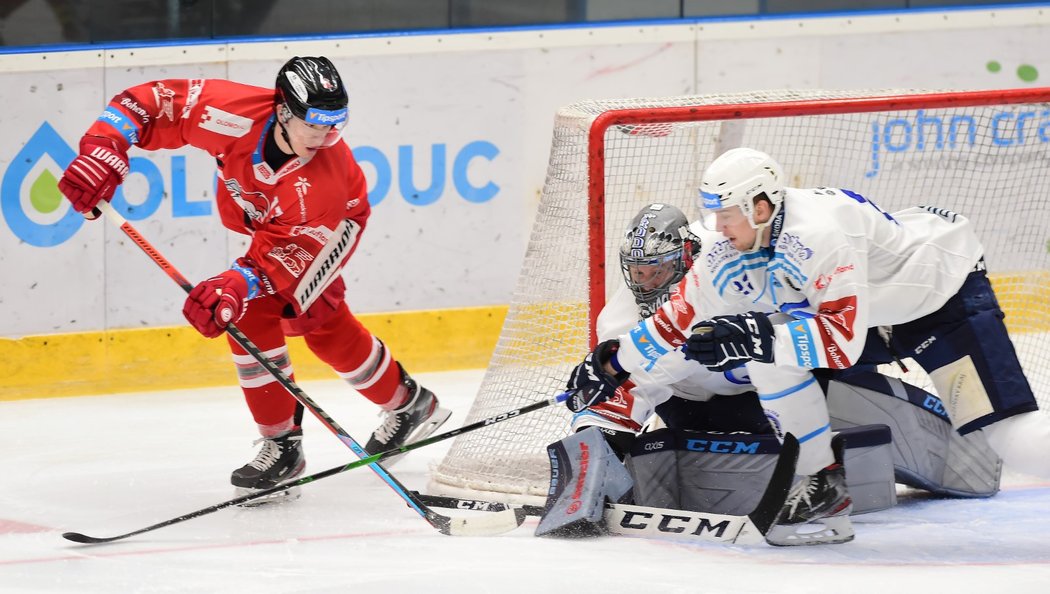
569, 202, 770, 456
565, 147, 1050, 546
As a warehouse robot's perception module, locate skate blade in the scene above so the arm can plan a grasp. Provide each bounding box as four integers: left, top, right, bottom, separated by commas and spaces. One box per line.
379, 406, 453, 468
765, 513, 855, 546
234, 485, 302, 507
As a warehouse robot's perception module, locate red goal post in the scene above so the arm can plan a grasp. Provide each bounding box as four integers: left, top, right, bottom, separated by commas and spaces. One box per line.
432, 88, 1050, 503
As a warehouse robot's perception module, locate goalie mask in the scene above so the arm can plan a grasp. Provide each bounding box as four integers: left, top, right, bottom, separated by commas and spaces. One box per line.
619, 203, 699, 317
275, 56, 349, 148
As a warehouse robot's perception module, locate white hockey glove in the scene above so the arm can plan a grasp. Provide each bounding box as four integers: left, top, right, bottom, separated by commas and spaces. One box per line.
684, 312, 775, 372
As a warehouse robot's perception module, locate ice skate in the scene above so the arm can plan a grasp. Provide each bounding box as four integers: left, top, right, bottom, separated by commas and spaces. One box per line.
231, 428, 305, 506
766, 438, 854, 546
365, 367, 451, 465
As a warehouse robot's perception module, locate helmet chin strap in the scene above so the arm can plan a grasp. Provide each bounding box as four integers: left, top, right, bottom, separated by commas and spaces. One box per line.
742, 202, 778, 253
278, 122, 293, 153
276, 104, 295, 155
741, 220, 768, 253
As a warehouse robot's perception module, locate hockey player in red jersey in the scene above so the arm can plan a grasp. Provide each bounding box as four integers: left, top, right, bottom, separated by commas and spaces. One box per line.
57, 56, 451, 501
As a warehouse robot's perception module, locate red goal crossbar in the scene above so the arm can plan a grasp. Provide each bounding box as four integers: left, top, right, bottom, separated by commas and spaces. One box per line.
585, 87, 1050, 346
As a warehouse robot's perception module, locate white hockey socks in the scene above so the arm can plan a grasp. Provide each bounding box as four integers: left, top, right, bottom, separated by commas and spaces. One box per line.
747, 362, 834, 475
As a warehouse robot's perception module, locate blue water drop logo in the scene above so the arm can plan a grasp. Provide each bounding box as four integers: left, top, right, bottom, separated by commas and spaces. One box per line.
1, 122, 81, 247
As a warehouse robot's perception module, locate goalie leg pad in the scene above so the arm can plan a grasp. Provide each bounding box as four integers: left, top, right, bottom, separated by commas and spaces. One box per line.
826, 372, 1002, 498
535, 427, 634, 538
626, 425, 895, 516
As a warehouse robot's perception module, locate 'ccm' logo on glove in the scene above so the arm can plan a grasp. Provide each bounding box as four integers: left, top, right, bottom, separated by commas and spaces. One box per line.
684, 312, 775, 372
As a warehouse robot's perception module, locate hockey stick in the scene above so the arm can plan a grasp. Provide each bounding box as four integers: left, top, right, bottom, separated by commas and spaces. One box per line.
63, 391, 571, 544
83, 201, 524, 538
412, 433, 800, 545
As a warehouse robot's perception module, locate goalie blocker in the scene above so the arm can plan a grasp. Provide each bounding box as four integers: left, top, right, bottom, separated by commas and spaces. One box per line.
537, 374, 1001, 538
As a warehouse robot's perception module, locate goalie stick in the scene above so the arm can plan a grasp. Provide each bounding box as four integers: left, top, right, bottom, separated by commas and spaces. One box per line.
412, 433, 800, 545
76, 202, 531, 539
63, 391, 571, 544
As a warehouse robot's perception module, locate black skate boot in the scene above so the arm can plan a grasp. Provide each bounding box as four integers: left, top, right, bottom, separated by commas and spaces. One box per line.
365, 366, 451, 465
766, 436, 854, 546
231, 428, 305, 506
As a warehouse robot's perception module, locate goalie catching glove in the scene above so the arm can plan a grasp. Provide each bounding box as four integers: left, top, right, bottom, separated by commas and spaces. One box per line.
183, 263, 262, 338
684, 312, 775, 372
565, 339, 629, 413
58, 135, 129, 215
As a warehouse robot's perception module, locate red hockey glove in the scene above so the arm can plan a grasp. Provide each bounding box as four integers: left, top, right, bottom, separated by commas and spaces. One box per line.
58, 136, 130, 214
183, 265, 261, 338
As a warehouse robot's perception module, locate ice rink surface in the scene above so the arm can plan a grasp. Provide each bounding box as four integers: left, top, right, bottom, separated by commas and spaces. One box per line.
3, 368, 1050, 594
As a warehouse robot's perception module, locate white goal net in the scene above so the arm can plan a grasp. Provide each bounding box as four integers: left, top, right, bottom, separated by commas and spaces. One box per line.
430, 88, 1050, 503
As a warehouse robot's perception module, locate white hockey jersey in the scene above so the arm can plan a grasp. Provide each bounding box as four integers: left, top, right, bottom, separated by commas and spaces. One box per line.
597, 284, 753, 405
615, 187, 984, 383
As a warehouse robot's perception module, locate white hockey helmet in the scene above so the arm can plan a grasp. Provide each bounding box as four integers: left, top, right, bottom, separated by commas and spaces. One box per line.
697, 148, 785, 240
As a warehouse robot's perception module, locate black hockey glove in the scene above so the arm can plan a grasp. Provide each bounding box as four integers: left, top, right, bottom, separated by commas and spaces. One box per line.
565, 339, 630, 413
683, 312, 775, 372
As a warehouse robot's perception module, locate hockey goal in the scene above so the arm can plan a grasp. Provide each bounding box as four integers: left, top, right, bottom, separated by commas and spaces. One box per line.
430, 88, 1050, 503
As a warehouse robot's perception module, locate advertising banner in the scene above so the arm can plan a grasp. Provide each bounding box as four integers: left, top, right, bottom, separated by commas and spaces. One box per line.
3, 8, 1050, 342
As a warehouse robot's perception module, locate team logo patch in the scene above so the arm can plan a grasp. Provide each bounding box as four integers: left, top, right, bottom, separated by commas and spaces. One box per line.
667, 285, 694, 335
268, 243, 314, 278
152, 82, 176, 121
815, 295, 858, 369
224, 178, 279, 222
181, 79, 204, 119
817, 295, 858, 341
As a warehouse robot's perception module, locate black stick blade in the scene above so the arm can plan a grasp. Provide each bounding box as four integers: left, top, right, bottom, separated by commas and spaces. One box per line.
63, 531, 117, 544
748, 432, 800, 536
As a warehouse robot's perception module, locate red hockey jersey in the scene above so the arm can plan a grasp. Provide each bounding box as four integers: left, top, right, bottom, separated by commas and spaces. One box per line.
85, 78, 369, 315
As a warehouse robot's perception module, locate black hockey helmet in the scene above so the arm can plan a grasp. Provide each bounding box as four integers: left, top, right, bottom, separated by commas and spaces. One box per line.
619, 203, 699, 316
275, 56, 349, 135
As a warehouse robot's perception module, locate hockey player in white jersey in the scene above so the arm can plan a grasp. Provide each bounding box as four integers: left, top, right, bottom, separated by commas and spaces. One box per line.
565, 147, 1050, 546
569, 202, 770, 456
